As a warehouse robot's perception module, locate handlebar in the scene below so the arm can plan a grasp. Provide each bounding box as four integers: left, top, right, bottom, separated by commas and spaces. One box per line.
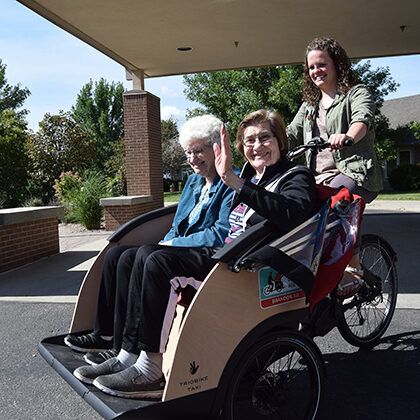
287, 136, 354, 160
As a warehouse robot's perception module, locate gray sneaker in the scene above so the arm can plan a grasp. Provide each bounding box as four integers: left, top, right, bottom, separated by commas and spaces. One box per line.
84, 348, 119, 366
73, 357, 125, 385
64, 333, 113, 353
93, 366, 165, 399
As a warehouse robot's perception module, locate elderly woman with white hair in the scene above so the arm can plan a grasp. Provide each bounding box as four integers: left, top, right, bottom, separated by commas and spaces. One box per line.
66, 115, 235, 380
72, 108, 316, 400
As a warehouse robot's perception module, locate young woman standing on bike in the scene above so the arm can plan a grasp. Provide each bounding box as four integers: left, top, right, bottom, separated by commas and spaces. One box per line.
287, 37, 383, 298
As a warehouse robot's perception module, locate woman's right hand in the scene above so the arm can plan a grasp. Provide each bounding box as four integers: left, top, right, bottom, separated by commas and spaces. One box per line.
328, 133, 349, 150
329, 122, 367, 149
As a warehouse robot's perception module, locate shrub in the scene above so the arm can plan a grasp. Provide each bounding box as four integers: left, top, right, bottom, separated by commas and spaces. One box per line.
23, 197, 44, 207
53, 171, 82, 222
53, 171, 109, 228
106, 170, 126, 197
25, 178, 52, 205
389, 164, 420, 191
70, 172, 108, 229
53, 171, 82, 202
163, 178, 172, 192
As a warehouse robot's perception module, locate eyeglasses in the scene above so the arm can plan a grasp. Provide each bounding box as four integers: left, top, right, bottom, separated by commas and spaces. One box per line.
184, 147, 207, 158
243, 133, 275, 148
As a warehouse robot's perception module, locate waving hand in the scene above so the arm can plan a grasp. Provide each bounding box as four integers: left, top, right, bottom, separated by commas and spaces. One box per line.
213, 124, 244, 192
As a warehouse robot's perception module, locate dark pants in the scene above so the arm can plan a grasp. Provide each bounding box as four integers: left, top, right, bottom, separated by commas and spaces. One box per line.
121, 244, 215, 354
94, 245, 139, 350
326, 173, 378, 204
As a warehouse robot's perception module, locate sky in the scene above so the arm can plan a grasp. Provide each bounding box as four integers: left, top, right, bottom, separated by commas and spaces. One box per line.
1, 0, 420, 132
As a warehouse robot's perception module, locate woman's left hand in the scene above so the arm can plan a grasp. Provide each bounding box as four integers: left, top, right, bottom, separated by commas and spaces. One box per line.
213, 124, 233, 179
214, 124, 244, 192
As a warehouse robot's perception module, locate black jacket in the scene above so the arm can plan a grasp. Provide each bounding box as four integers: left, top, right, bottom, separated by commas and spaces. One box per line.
231, 158, 316, 236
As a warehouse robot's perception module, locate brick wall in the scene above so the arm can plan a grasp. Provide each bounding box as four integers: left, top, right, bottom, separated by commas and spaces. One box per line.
103, 202, 158, 231
0, 217, 60, 272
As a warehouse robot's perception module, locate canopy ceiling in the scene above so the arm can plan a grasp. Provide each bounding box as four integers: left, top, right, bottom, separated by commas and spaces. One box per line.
18, 0, 420, 79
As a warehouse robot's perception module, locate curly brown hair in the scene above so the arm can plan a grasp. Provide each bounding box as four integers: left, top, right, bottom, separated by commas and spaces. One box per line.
236, 110, 288, 158
303, 37, 357, 106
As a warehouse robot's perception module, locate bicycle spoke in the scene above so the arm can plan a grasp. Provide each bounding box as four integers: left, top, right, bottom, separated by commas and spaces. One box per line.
336, 235, 398, 346
227, 335, 323, 420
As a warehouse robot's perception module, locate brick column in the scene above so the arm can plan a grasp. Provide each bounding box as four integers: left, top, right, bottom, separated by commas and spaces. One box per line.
103, 90, 163, 230
124, 90, 163, 202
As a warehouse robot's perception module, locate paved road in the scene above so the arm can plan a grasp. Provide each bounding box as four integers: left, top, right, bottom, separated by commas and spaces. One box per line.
0, 205, 419, 419
1, 302, 418, 420
364, 212, 420, 295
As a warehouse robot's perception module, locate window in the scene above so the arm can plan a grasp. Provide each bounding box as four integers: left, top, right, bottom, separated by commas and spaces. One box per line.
398, 150, 412, 166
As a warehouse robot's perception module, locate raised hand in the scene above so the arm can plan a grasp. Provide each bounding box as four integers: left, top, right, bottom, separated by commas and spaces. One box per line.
213, 124, 233, 180
213, 124, 244, 192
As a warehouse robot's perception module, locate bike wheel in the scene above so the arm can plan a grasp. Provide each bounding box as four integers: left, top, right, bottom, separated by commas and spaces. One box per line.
224, 333, 324, 420
335, 234, 398, 347
263, 285, 272, 296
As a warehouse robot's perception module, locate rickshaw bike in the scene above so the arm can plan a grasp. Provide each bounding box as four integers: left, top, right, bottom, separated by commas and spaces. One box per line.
39, 139, 398, 419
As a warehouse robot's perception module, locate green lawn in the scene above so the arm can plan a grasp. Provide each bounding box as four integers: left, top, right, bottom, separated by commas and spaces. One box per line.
377, 190, 420, 200
164, 192, 182, 202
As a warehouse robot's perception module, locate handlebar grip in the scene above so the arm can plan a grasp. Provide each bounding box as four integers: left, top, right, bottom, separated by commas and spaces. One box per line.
343, 138, 353, 147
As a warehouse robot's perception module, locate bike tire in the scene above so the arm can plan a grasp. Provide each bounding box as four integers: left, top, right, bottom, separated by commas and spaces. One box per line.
335, 234, 398, 347
223, 332, 325, 420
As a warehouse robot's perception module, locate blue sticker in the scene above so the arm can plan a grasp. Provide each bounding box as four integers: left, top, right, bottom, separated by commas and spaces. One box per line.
258, 267, 305, 309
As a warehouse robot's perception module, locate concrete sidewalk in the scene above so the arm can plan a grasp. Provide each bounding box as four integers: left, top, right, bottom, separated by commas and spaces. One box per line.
366, 199, 420, 213
0, 224, 110, 303
0, 202, 419, 308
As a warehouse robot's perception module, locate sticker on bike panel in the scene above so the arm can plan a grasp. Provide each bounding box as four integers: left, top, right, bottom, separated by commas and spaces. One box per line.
258, 267, 305, 309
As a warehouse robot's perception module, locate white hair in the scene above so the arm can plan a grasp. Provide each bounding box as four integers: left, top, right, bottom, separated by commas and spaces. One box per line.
178, 115, 223, 149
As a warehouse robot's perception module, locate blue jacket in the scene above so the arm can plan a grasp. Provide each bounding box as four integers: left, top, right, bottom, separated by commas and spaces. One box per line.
162, 173, 235, 248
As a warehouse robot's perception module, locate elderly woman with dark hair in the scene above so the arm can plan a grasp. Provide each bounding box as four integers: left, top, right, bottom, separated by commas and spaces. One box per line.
216, 109, 316, 242
288, 37, 382, 298
73, 109, 316, 400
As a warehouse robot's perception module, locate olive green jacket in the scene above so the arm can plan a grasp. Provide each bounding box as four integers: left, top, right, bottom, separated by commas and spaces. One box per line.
287, 84, 383, 192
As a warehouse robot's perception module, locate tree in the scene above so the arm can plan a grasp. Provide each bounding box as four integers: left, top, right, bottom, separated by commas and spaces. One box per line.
25, 111, 95, 201
184, 67, 303, 165
72, 78, 124, 171
161, 118, 186, 180
183, 62, 398, 164
184, 67, 302, 134
0, 110, 28, 207
410, 121, 420, 140
0, 59, 30, 116
353, 60, 399, 150
161, 117, 179, 143
104, 137, 127, 196
353, 61, 399, 111
375, 120, 420, 163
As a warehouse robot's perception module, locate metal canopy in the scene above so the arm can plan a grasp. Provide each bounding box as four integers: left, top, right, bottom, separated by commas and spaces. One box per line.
18, 0, 420, 78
